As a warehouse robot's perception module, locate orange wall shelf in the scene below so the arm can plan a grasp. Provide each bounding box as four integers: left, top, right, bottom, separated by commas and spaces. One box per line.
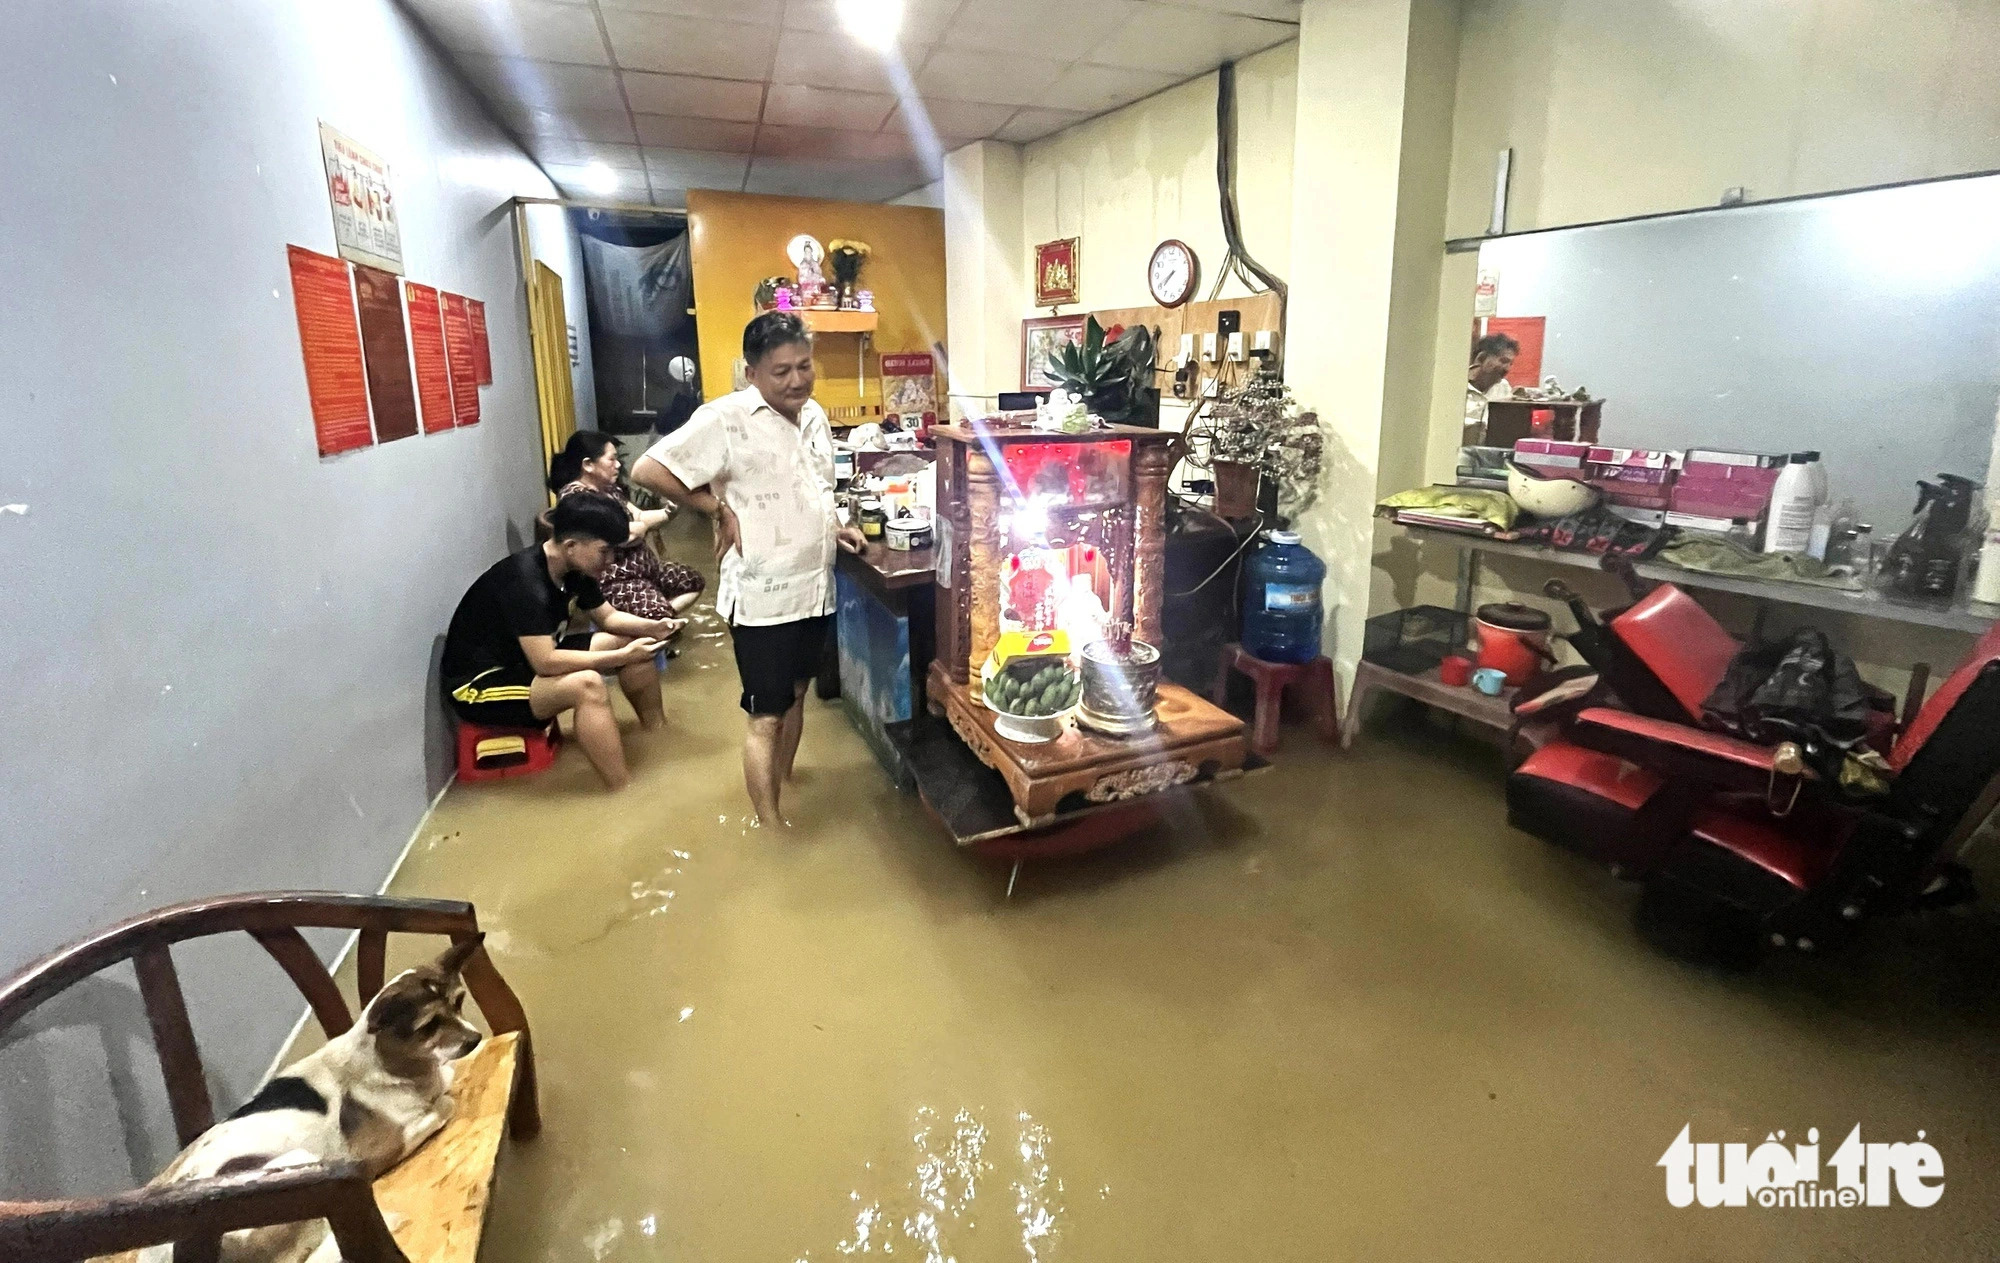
798, 309, 879, 334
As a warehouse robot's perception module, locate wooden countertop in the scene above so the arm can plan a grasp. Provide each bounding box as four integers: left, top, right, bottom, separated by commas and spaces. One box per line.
839, 539, 936, 591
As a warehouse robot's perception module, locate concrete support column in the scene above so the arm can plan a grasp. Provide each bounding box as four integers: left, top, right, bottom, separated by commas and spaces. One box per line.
942, 140, 1026, 419
1285, 0, 1461, 690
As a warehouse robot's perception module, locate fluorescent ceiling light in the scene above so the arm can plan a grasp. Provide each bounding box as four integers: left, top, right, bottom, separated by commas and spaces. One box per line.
835, 0, 903, 50
579, 162, 619, 196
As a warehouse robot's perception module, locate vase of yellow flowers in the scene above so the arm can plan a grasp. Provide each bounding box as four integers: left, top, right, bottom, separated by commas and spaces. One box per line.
827, 239, 872, 310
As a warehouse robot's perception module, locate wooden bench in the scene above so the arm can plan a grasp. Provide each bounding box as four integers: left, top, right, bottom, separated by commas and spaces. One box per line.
0, 892, 540, 1262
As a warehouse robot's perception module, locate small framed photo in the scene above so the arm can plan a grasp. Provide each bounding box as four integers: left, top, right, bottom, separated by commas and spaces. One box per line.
1021, 315, 1086, 391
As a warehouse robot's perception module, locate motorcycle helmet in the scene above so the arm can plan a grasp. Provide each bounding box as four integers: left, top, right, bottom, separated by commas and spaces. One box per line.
1507, 460, 1600, 519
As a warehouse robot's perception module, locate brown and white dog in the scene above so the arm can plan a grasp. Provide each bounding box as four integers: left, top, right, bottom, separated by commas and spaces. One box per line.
134, 936, 487, 1263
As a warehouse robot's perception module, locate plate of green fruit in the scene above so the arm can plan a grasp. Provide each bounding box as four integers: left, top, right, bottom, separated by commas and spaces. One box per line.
981, 657, 1082, 743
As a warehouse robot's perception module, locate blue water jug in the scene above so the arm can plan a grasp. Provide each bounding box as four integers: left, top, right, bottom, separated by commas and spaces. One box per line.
1242, 530, 1325, 664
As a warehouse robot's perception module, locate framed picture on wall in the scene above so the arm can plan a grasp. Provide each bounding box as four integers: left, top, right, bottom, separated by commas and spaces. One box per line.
1034, 238, 1080, 307
1021, 315, 1086, 391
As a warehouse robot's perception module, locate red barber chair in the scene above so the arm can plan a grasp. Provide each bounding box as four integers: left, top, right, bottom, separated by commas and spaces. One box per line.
1508, 578, 2000, 962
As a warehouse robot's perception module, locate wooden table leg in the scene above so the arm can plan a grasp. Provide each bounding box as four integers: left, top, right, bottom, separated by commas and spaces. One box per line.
1250, 673, 1284, 757
1340, 661, 1381, 749
1212, 644, 1242, 708
1306, 656, 1340, 743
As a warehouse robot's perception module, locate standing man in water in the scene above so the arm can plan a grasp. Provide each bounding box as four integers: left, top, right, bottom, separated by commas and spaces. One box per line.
633, 311, 866, 827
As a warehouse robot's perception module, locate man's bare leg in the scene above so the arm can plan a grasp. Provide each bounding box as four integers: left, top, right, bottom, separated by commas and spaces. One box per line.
669, 592, 700, 615
592, 632, 664, 729
778, 681, 809, 783
744, 712, 786, 825
531, 671, 629, 790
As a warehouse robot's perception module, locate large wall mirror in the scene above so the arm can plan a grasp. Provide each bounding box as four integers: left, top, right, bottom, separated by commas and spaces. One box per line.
1473, 173, 2000, 532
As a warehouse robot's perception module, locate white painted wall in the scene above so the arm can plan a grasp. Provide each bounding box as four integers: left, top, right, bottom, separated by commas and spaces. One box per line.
943, 141, 1027, 413
890, 180, 944, 208
1021, 42, 1298, 316
0, 0, 573, 1197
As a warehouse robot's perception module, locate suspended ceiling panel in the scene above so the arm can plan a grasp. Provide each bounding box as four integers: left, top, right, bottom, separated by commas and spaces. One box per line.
401, 0, 1299, 205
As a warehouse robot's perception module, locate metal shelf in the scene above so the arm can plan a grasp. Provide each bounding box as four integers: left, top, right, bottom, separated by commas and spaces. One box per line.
1395, 524, 1999, 636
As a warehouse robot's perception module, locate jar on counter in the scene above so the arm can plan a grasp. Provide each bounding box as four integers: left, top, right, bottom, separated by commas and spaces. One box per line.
858, 498, 887, 540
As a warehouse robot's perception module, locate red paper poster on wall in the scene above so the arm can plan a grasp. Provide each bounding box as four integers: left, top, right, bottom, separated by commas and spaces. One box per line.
1486, 315, 1545, 389
467, 298, 492, 384
405, 282, 454, 434
286, 245, 374, 458
440, 292, 481, 426
352, 264, 418, 443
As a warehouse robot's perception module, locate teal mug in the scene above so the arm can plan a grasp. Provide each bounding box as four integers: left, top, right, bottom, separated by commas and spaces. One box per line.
1472, 667, 1508, 697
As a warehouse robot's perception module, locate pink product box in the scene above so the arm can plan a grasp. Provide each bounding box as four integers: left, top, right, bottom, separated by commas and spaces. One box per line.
1665, 510, 1744, 534
1511, 438, 1591, 480
1683, 448, 1785, 475
1587, 446, 1679, 470
1673, 478, 1773, 519
1603, 488, 1675, 510
1590, 464, 1675, 487
1514, 439, 1592, 464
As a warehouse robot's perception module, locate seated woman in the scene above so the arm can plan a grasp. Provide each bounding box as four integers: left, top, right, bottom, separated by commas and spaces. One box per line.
548, 431, 705, 624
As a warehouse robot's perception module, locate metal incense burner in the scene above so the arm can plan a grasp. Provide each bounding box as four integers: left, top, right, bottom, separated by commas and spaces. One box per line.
1076, 638, 1163, 737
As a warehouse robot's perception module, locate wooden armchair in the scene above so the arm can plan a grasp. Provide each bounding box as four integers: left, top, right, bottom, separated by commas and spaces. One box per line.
0, 893, 539, 1263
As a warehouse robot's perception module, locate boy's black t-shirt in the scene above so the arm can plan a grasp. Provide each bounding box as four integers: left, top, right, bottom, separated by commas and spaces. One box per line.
442, 545, 606, 685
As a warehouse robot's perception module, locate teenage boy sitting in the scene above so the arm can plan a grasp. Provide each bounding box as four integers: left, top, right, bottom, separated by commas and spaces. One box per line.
441, 493, 674, 791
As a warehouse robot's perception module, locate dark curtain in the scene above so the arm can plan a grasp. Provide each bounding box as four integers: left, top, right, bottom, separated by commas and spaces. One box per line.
571, 208, 701, 437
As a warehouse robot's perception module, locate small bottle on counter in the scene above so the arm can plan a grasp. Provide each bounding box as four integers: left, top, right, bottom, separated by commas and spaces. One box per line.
858, 498, 887, 540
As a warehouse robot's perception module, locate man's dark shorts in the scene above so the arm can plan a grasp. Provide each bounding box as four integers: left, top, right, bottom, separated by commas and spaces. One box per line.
729, 615, 832, 716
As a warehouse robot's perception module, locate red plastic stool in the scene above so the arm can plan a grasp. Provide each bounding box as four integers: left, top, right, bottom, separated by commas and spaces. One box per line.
1212, 643, 1340, 758
455, 719, 562, 782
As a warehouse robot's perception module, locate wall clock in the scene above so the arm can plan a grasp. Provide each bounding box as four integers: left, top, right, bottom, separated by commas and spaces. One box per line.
1149, 239, 1199, 308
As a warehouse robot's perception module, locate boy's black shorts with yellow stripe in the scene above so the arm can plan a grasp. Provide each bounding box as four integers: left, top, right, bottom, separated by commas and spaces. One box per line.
447, 665, 541, 728
447, 635, 598, 728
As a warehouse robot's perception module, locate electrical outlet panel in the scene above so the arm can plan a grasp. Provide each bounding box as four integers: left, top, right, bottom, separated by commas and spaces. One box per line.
1218, 309, 1242, 336
1201, 375, 1220, 398
1253, 329, 1276, 354
1178, 333, 1195, 366
1226, 331, 1245, 362
1201, 333, 1218, 361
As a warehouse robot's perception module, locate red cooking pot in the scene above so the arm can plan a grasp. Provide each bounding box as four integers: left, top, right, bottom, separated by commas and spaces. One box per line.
1473, 603, 1554, 686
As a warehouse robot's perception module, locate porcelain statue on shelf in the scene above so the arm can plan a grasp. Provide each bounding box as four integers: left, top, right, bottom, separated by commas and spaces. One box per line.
786, 233, 828, 308
1033, 389, 1092, 435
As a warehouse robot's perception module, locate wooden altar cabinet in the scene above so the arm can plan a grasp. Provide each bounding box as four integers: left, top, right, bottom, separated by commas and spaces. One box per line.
925, 421, 1248, 828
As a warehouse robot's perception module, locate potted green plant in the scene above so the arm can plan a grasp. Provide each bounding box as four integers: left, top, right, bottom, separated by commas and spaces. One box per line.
1049, 316, 1158, 425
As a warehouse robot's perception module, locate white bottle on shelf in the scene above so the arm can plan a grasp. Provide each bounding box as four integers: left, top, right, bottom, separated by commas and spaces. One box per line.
1764, 452, 1821, 555
1800, 449, 1829, 503
1975, 523, 2000, 606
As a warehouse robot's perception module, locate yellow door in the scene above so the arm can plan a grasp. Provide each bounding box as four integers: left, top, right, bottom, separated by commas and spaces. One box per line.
527, 260, 577, 486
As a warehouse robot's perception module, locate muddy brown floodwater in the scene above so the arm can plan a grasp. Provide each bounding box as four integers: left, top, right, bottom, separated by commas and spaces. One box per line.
372, 520, 2000, 1261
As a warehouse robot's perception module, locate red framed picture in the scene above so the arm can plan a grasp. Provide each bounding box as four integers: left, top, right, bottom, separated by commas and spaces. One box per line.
1034, 237, 1079, 308
1021, 315, 1086, 391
